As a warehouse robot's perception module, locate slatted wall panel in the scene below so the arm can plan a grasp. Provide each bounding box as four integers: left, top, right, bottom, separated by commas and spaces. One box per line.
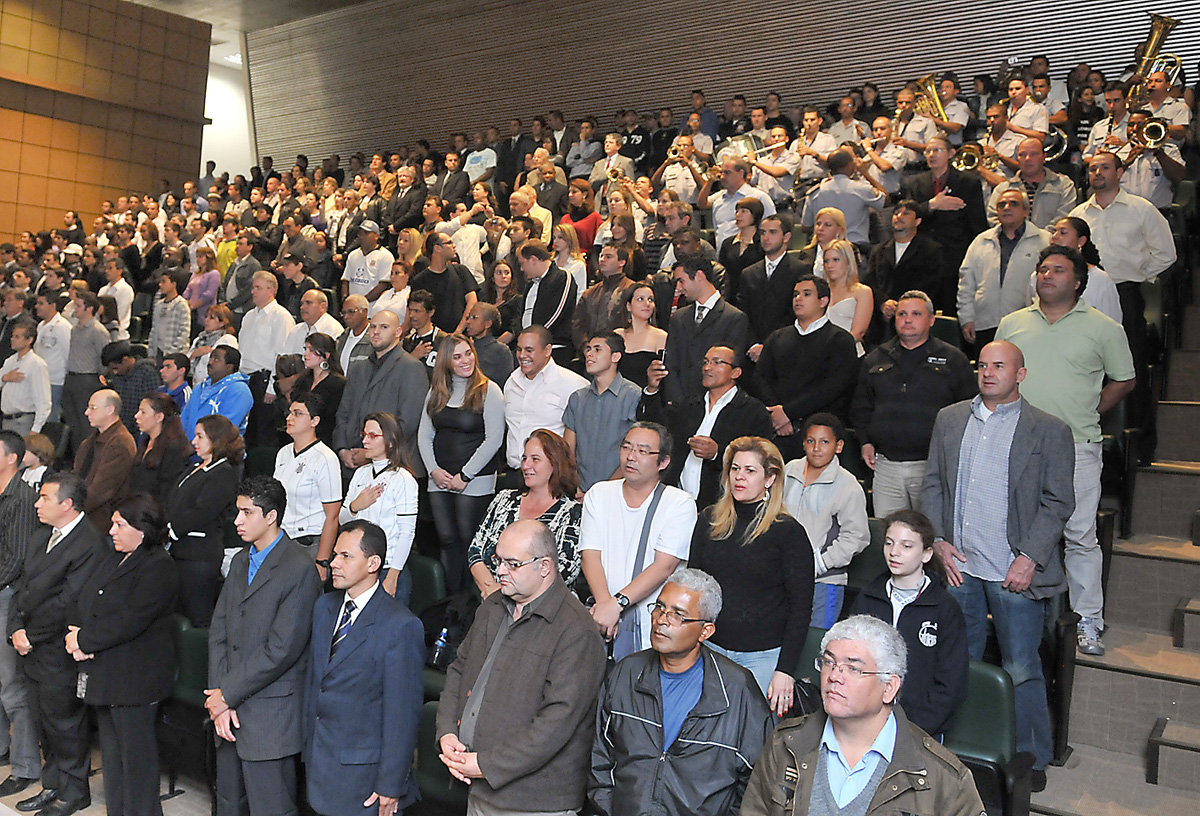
246, 0, 1200, 161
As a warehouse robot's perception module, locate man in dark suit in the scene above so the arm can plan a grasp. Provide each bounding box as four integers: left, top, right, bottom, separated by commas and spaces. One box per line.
495, 119, 535, 210
387, 167, 426, 239
922, 340, 1074, 789
736, 213, 804, 364
900, 135, 987, 274
206, 476, 322, 816
639, 345, 774, 508
8, 473, 98, 816
863, 201, 953, 340
517, 241, 577, 365
754, 275, 858, 460
440, 152, 471, 207
303, 520, 423, 816
661, 253, 749, 407
533, 163, 570, 223
333, 309, 429, 475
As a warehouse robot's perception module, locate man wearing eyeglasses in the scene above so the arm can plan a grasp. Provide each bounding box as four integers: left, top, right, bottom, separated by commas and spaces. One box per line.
436, 519, 606, 816
590, 568, 771, 816
741, 615, 986, 816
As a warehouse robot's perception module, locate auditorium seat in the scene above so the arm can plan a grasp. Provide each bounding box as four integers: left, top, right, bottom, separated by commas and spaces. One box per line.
157, 614, 217, 810
416, 700, 469, 808
408, 554, 446, 617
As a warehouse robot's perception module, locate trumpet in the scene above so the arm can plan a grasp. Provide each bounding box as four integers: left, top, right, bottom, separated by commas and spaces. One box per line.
952, 144, 1001, 172
697, 162, 722, 181
667, 145, 682, 160
606, 167, 629, 184
1129, 117, 1170, 150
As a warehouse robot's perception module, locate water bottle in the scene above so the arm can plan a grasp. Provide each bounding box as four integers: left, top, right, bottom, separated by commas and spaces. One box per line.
430, 627, 449, 666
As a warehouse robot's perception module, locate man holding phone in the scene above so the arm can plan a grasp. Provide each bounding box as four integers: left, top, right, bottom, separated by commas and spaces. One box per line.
638, 345, 774, 507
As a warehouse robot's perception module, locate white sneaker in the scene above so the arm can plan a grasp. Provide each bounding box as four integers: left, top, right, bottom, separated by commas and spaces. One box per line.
1077, 617, 1105, 656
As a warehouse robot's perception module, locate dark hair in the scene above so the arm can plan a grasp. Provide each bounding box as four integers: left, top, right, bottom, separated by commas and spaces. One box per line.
518, 324, 553, 348
140, 391, 191, 468
628, 420, 673, 466
761, 211, 794, 234
212, 344, 240, 370
196, 414, 245, 463
1038, 245, 1088, 299
407, 289, 436, 313
588, 331, 625, 356
161, 352, 190, 378
884, 508, 945, 581
734, 197, 766, 225
302, 332, 343, 376
674, 252, 713, 281
44, 472, 86, 512
795, 273, 831, 304
0, 429, 25, 463
511, 215, 537, 236
339, 519, 388, 564
237, 475, 286, 525
289, 390, 325, 420
827, 149, 855, 175
101, 340, 134, 366
568, 179, 595, 214
1103, 80, 1128, 97
1055, 217, 1102, 267
802, 411, 845, 441
363, 411, 415, 475
524, 429, 579, 499
517, 239, 553, 263
114, 493, 168, 548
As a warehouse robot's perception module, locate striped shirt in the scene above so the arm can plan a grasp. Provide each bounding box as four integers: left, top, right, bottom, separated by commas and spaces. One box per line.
954, 396, 1022, 582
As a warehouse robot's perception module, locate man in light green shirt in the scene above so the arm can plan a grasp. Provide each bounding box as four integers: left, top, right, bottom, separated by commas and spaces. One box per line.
997, 244, 1134, 657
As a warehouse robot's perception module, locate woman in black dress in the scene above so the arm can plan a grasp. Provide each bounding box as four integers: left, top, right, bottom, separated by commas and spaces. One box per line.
293, 332, 345, 447
479, 260, 523, 346
130, 392, 193, 505
717, 197, 765, 302
164, 414, 243, 627
68, 493, 179, 816
614, 282, 666, 389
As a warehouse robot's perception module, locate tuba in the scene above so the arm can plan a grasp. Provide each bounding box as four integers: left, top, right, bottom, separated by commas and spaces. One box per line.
1129, 117, 1171, 150
913, 73, 949, 123
1128, 12, 1182, 108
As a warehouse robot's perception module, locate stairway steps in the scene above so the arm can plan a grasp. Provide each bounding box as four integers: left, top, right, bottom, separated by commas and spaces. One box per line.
1070, 626, 1200, 756
1155, 402, 1200, 462
1131, 464, 1200, 539
1182, 306, 1200, 350
1106, 537, 1200, 635
1165, 351, 1200, 401
1173, 599, 1200, 652
1148, 718, 1200, 792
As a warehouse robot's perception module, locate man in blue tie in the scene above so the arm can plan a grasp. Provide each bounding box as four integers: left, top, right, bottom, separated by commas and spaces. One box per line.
303, 521, 424, 816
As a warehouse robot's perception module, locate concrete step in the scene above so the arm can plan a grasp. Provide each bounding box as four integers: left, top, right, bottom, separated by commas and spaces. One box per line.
1165, 351, 1200, 401
1173, 599, 1200, 652
1070, 626, 1200, 756
1183, 306, 1200, 351
1149, 718, 1200, 793
1131, 462, 1200, 539
1107, 536, 1200, 635
1155, 402, 1200, 462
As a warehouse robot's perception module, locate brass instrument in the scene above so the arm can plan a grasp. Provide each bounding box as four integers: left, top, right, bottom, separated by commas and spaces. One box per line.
721, 133, 765, 160
913, 72, 949, 123
1128, 12, 1182, 108
952, 143, 1001, 172
667, 145, 682, 160
700, 162, 723, 182
1129, 117, 1170, 150
606, 167, 628, 184
1042, 127, 1069, 162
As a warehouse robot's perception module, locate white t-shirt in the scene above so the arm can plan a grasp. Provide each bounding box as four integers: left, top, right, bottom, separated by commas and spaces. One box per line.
342, 246, 395, 298
580, 480, 697, 651
274, 440, 343, 542
99, 278, 135, 340
464, 147, 497, 182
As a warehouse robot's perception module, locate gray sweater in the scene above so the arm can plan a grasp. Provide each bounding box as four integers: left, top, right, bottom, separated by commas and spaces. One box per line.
418, 375, 506, 496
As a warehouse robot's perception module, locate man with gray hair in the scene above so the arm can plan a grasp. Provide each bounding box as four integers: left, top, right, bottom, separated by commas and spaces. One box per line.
590, 568, 772, 816
741, 615, 986, 816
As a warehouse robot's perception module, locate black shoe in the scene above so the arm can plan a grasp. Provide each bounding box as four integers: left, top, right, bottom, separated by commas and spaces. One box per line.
16, 788, 57, 812
1031, 769, 1047, 793
0, 752, 9, 765
0, 776, 37, 797
36, 799, 90, 816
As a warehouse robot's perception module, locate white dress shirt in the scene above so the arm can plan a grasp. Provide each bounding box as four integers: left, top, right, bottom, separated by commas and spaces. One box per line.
679, 385, 739, 498
99, 278, 135, 340
791, 131, 839, 181
35, 313, 71, 387
710, 184, 776, 246
942, 98, 972, 145
283, 312, 345, 356
502, 358, 588, 468
238, 300, 295, 374
1069, 190, 1176, 284
1121, 142, 1183, 209
0, 350, 51, 431
1083, 114, 1130, 161
661, 162, 701, 204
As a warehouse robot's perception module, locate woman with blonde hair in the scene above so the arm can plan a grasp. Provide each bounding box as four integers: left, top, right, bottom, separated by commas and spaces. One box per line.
552, 223, 587, 299
687, 435, 814, 715
417, 333, 505, 593
395, 226, 427, 275
801, 206, 848, 279
822, 238, 873, 356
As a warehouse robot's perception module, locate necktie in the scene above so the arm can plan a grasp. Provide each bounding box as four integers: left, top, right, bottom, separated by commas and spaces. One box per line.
46, 529, 62, 553
330, 599, 356, 659
695, 304, 708, 324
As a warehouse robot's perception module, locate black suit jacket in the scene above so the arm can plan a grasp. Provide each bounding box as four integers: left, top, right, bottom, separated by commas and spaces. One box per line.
360, 195, 387, 228
736, 254, 806, 346
663, 297, 750, 406
165, 458, 241, 563
388, 184, 427, 232
496, 135, 535, 188
901, 168, 987, 263
535, 181, 570, 222
8, 515, 101, 682
71, 544, 179, 706
441, 170, 470, 206
528, 266, 578, 349
863, 233, 953, 343
638, 387, 775, 508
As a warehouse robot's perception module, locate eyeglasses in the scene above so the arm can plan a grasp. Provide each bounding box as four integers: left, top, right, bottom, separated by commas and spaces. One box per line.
647, 602, 710, 627
361, 431, 383, 440
701, 358, 734, 368
620, 442, 660, 457
815, 655, 890, 678
490, 554, 545, 572
286, 408, 311, 419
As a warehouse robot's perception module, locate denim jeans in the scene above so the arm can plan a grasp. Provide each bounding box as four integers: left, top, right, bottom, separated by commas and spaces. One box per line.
949, 575, 1053, 769
705, 643, 781, 699
811, 583, 845, 629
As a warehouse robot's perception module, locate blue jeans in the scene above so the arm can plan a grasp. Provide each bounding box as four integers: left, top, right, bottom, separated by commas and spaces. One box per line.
706, 643, 780, 699
49, 384, 63, 423
812, 583, 845, 629
949, 575, 1053, 769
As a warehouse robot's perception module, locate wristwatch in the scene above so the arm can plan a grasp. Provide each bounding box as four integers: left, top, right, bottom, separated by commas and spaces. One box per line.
316, 558, 332, 569
613, 593, 630, 609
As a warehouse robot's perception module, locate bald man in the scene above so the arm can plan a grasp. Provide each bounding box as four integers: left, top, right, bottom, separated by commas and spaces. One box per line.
922, 340, 1074, 788
73, 388, 137, 530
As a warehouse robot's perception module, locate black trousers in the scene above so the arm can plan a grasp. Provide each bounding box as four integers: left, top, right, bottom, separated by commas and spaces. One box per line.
245, 370, 276, 449
1116, 281, 1153, 454
175, 559, 222, 628
96, 703, 162, 816
62, 372, 102, 454
429, 491, 493, 595
216, 742, 298, 816
26, 669, 89, 804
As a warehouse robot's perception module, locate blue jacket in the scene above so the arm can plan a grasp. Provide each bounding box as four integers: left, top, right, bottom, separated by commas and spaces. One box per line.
181, 371, 253, 438
304, 587, 424, 815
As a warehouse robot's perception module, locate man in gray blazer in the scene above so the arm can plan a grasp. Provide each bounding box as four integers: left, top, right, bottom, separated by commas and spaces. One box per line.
332, 308, 429, 475
223, 231, 262, 326
588, 133, 637, 197
206, 476, 322, 816
922, 340, 1074, 791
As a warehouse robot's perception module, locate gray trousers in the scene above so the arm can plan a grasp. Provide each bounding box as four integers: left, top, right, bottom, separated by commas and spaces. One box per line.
0, 585, 40, 778
1, 414, 35, 439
